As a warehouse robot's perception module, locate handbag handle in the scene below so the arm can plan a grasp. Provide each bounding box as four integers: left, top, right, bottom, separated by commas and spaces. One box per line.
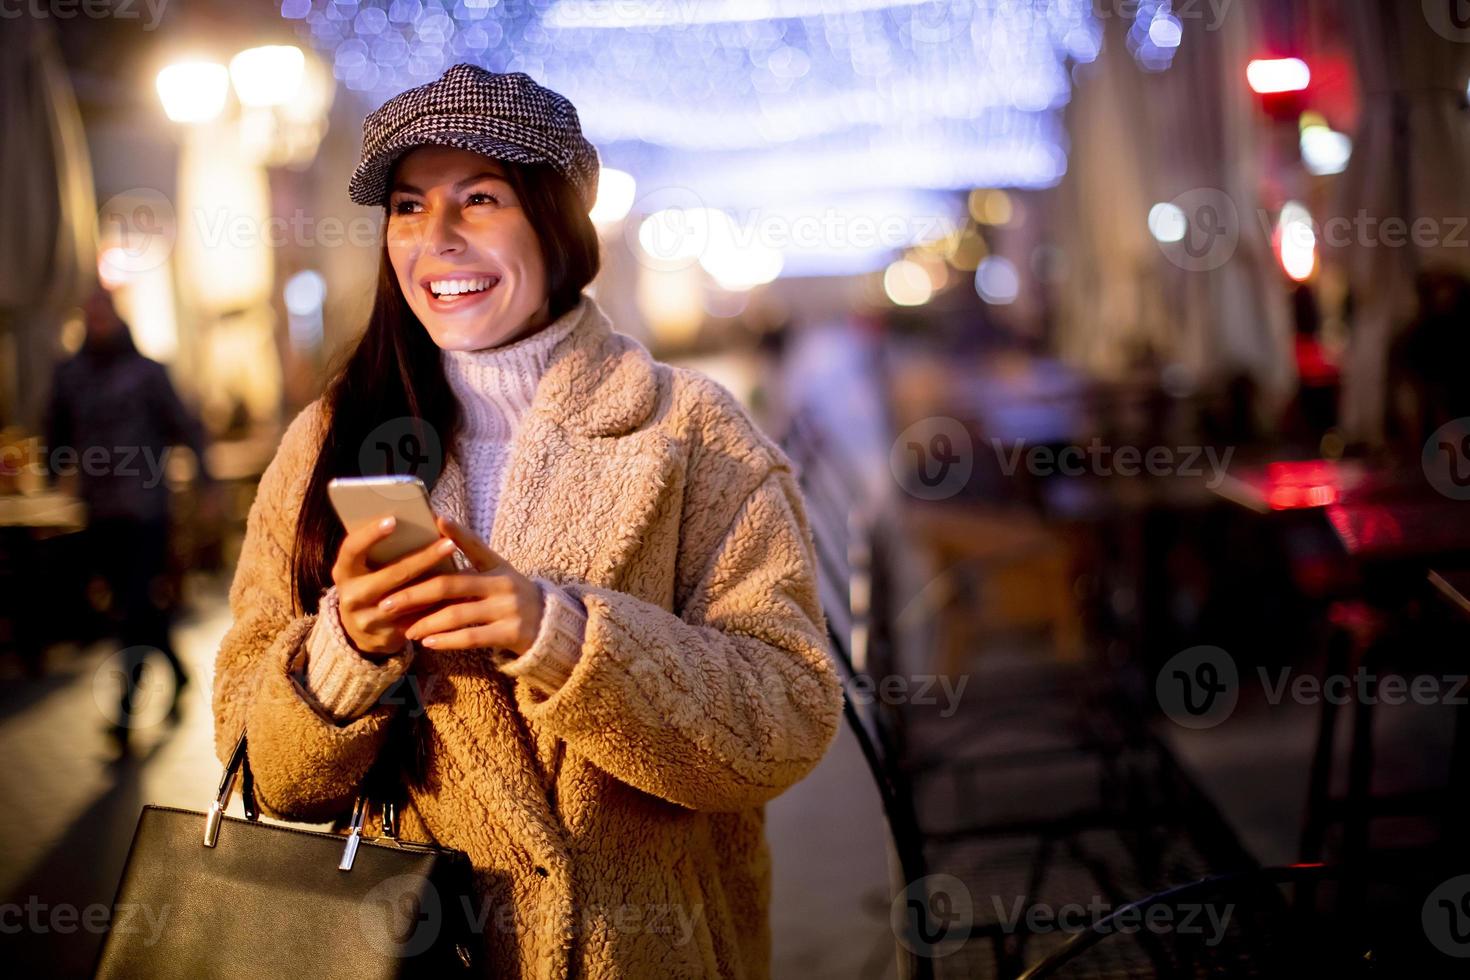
205, 729, 399, 872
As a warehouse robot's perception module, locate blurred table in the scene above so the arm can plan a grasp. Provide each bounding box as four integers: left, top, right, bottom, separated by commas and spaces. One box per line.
1210, 458, 1423, 514
1211, 458, 1470, 570
0, 492, 89, 673
0, 491, 85, 530
1215, 461, 1470, 868
1325, 498, 1470, 562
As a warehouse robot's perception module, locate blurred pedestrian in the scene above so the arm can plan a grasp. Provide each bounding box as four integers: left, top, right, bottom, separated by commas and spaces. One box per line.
43, 285, 218, 756
1386, 269, 1470, 457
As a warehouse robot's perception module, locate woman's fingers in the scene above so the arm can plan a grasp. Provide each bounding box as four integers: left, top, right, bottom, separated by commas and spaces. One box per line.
341, 606, 422, 646
332, 515, 398, 583
353, 535, 459, 604
416, 621, 519, 650
435, 516, 507, 573
380, 572, 505, 615
404, 594, 517, 641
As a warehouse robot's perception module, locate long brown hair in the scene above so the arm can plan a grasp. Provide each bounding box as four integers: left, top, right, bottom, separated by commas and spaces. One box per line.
289, 158, 601, 615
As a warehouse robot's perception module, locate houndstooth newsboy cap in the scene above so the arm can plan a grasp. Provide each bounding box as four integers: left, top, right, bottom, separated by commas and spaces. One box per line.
348, 63, 600, 211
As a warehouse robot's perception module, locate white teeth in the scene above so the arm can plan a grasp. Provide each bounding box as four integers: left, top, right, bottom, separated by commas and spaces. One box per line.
428, 276, 497, 297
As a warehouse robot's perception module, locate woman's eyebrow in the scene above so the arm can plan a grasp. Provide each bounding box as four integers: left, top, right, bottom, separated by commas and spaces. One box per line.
455, 172, 509, 190
390, 173, 507, 197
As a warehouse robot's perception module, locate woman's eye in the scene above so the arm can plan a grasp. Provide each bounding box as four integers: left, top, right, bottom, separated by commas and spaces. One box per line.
390, 199, 423, 215
467, 192, 500, 207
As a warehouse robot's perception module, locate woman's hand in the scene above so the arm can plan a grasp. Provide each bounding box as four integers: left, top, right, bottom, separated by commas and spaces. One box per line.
332, 515, 461, 657
388, 516, 546, 656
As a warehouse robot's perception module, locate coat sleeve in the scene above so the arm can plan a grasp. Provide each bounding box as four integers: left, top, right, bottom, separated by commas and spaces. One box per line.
515, 462, 845, 813
210, 403, 403, 823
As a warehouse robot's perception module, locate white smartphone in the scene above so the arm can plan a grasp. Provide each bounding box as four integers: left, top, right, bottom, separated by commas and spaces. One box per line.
327, 475, 458, 575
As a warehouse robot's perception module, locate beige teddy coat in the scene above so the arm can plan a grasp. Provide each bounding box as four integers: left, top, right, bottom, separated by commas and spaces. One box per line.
210, 294, 844, 979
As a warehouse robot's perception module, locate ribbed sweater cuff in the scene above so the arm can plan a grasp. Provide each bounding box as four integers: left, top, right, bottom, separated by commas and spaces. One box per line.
298, 585, 415, 721
499, 579, 587, 696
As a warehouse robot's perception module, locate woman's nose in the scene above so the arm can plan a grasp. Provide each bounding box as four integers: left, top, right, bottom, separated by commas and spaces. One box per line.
425, 206, 466, 256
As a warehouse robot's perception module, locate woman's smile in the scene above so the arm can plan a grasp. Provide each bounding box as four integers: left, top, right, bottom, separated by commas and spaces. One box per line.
419, 273, 503, 312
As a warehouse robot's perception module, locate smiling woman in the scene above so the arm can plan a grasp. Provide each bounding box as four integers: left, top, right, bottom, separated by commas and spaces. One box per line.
287, 139, 599, 619
210, 63, 843, 980
387, 148, 556, 350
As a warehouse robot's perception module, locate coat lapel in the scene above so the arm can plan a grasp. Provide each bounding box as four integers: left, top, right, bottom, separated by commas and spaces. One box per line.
411, 295, 677, 868
489, 295, 678, 591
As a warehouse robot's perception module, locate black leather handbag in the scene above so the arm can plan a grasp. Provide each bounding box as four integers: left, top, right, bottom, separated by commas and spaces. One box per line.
91, 728, 481, 979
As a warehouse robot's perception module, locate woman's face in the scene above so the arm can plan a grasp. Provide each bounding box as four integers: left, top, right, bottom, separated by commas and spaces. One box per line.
386, 146, 551, 350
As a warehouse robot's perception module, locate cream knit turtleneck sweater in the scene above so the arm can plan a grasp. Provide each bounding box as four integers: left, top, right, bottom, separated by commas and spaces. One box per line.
294, 315, 589, 722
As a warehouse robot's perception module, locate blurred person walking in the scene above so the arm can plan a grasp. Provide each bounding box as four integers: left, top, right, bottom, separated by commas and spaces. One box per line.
43, 285, 217, 756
